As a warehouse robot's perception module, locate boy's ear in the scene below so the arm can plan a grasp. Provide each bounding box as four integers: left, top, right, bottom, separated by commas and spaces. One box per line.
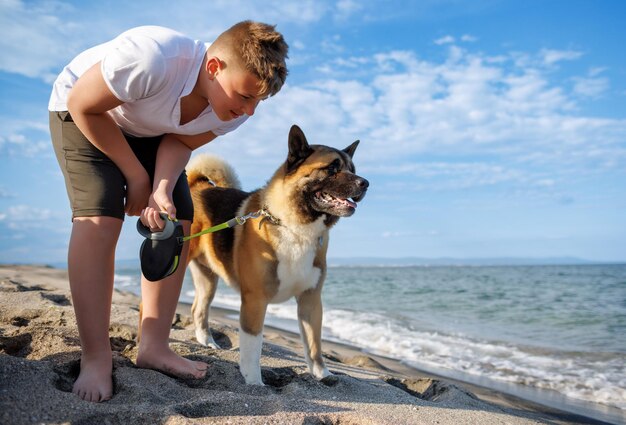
287, 125, 313, 173
343, 140, 360, 158
206, 57, 221, 79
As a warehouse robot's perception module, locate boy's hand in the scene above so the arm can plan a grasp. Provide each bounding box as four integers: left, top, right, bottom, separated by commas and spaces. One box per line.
149, 186, 177, 223
140, 206, 166, 232
125, 170, 151, 216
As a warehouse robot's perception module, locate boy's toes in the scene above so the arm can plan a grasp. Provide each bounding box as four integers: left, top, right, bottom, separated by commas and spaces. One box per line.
73, 385, 112, 403
193, 361, 208, 378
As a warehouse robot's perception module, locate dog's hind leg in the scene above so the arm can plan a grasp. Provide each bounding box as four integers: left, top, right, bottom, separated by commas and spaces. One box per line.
189, 260, 221, 349
296, 288, 331, 380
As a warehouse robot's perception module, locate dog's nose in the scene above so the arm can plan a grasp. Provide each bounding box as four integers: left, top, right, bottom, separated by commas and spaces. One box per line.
356, 177, 369, 189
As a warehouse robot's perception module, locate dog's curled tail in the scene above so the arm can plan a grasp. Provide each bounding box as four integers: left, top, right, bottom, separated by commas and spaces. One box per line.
187, 153, 242, 190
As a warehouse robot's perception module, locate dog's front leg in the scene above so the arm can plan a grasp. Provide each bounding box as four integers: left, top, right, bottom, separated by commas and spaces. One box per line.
239, 295, 268, 385
296, 288, 331, 380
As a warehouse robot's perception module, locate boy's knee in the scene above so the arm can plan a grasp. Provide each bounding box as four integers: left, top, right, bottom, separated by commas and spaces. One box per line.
72, 216, 123, 239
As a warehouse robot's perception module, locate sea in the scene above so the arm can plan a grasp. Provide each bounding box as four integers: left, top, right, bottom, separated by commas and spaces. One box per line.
113, 262, 626, 424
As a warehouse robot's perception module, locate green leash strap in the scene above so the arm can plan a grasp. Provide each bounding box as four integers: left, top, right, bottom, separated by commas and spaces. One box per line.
179, 216, 248, 242
178, 207, 280, 243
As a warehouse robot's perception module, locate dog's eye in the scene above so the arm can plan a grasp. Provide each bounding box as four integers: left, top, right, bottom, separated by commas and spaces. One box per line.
327, 159, 341, 174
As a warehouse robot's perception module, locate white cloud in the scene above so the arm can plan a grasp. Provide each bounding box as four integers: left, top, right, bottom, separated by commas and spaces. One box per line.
367, 162, 527, 192
0, 133, 52, 157
216, 41, 626, 193
461, 34, 477, 42
4, 3, 623, 200
572, 69, 609, 98
434, 35, 455, 45
332, 56, 371, 69
0, 0, 333, 81
572, 77, 609, 98
3, 205, 51, 220
205, 39, 626, 196
374, 50, 421, 72
0, 0, 83, 80
320, 34, 344, 54
335, 0, 363, 19
0, 204, 54, 230
540, 48, 584, 66
292, 40, 306, 50
588, 67, 607, 77
319, 80, 379, 130
434, 34, 476, 45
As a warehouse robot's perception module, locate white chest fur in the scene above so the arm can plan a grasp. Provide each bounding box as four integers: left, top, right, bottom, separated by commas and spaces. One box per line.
271, 218, 326, 304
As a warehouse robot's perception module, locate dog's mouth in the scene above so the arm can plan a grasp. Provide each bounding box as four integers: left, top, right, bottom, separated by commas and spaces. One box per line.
314, 191, 359, 216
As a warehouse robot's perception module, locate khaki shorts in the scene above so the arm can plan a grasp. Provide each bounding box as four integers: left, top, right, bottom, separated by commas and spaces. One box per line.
49, 111, 193, 221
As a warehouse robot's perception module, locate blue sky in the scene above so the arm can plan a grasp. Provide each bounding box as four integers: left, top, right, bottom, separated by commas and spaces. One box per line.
1, 0, 625, 264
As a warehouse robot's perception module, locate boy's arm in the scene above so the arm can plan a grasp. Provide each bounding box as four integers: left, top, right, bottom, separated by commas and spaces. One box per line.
147, 131, 218, 222
66, 62, 151, 216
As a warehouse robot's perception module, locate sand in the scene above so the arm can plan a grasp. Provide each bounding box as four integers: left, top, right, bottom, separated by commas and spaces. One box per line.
0, 264, 600, 424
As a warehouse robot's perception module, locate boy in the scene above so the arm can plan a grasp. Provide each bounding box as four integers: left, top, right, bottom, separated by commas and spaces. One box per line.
48, 21, 288, 402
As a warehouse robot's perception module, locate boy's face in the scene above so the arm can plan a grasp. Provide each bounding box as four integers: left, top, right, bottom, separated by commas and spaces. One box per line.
207, 60, 264, 121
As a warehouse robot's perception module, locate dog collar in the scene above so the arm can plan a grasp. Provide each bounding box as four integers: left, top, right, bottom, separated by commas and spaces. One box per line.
257, 205, 281, 229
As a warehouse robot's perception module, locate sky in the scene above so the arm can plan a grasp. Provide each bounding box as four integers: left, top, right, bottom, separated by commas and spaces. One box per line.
0, 0, 625, 264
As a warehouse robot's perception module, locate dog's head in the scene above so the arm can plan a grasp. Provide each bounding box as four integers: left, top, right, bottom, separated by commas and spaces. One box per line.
284, 125, 368, 223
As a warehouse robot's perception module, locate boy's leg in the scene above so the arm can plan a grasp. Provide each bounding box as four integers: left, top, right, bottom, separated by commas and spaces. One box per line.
128, 136, 207, 378
135, 219, 208, 378
50, 110, 128, 402
68, 216, 122, 402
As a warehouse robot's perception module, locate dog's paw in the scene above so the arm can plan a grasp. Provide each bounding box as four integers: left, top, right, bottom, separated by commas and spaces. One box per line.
206, 340, 221, 349
195, 329, 221, 349
239, 361, 264, 385
320, 374, 339, 386
239, 360, 264, 385
311, 364, 332, 380
242, 371, 265, 386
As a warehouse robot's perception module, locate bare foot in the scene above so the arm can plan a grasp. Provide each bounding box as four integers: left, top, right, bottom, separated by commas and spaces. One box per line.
73, 352, 113, 402
136, 345, 208, 379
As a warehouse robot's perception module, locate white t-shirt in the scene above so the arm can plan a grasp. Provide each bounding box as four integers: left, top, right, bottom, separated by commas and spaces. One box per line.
48, 26, 248, 137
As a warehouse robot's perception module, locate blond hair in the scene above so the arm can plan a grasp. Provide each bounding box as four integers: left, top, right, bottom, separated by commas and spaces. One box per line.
212, 20, 289, 97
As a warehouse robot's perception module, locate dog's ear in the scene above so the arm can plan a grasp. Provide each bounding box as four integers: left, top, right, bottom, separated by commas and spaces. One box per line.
287, 125, 313, 173
343, 140, 360, 158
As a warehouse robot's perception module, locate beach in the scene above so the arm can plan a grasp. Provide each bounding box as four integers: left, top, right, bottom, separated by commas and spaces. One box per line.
0, 264, 612, 425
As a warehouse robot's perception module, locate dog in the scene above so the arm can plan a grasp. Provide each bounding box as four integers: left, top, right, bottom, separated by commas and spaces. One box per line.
186, 124, 369, 385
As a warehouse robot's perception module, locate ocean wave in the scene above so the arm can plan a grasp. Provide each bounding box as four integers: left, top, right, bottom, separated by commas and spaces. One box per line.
216, 295, 626, 411
113, 273, 138, 289
319, 308, 626, 410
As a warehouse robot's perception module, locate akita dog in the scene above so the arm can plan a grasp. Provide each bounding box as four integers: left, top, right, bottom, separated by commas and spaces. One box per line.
186, 125, 368, 385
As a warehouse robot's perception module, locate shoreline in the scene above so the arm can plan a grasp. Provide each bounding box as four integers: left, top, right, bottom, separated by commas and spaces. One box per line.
1, 264, 621, 424
198, 303, 618, 425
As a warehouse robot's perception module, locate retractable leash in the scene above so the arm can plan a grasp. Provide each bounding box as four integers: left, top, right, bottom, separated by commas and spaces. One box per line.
136, 212, 184, 282
137, 209, 279, 282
